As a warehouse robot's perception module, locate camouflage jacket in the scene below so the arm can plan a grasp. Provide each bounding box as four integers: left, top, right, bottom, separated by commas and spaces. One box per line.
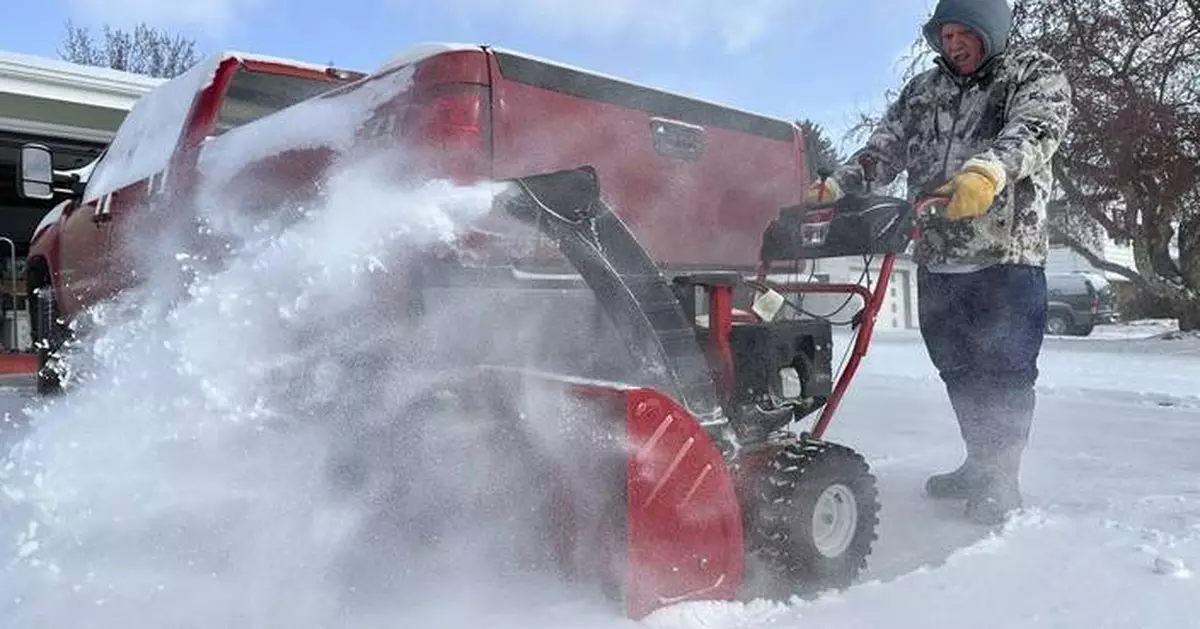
832, 48, 1073, 269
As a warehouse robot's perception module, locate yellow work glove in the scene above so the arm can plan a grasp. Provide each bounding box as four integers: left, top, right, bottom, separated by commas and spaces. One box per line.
934, 163, 1003, 220
806, 177, 842, 204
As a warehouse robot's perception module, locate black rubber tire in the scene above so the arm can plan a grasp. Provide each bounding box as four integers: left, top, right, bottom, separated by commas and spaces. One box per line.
33, 285, 66, 396
751, 438, 880, 599
1045, 311, 1071, 336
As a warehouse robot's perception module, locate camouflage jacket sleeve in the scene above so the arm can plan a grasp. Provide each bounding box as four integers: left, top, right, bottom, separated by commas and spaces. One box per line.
961, 52, 1073, 191
831, 80, 914, 194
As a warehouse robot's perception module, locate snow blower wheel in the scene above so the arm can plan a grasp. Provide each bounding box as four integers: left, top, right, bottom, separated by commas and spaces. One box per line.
751, 439, 880, 599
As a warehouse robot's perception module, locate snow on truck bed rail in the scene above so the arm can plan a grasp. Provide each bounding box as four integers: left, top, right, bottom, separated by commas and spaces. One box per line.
196, 63, 418, 187
81, 55, 220, 203
223, 50, 352, 74
376, 42, 484, 73
81, 49, 358, 204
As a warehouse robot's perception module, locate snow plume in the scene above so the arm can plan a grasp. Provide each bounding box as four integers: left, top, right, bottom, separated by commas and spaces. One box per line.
0, 153, 636, 629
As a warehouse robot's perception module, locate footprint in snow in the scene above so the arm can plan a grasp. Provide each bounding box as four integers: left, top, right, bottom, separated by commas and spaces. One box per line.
1152, 556, 1192, 579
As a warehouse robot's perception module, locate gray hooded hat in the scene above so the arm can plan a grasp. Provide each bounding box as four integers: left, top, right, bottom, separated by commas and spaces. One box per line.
923, 0, 1014, 67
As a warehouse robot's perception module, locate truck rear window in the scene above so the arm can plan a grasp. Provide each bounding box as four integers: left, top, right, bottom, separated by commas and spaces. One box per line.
212, 68, 343, 135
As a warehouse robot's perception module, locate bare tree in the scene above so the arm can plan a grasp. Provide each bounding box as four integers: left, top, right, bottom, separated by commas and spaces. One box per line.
1010, 0, 1200, 330
840, 32, 931, 199
843, 33, 932, 149
795, 118, 843, 180
58, 20, 200, 79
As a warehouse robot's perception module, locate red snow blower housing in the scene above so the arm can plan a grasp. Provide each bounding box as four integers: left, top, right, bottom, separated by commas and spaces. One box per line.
392, 165, 949, 619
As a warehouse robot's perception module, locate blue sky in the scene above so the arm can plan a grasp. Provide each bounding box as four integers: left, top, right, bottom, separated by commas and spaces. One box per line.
3, 0, 941, 153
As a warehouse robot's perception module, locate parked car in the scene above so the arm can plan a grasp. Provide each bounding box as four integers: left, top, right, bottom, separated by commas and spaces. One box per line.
1045, 272, 1117, 336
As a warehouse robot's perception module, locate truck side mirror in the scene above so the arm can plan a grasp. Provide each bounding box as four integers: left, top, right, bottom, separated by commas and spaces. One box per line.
17, 143, 55, 201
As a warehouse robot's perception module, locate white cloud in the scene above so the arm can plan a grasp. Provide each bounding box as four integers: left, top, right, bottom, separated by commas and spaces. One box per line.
67, 0, 266, 33
430, 0, 811, 53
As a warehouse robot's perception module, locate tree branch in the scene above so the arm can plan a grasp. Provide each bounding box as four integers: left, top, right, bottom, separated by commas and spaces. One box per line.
1176, 202, 1200, 289
1053, 160, 1135, 242
1049, 222, 1153, 289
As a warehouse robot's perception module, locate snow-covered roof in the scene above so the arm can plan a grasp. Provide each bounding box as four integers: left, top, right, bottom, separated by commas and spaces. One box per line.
0, 49, 164, 111
0, 50, 164, 144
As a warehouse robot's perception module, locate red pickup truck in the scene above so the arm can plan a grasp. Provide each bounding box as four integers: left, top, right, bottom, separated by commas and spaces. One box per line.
16, 44, 812, 392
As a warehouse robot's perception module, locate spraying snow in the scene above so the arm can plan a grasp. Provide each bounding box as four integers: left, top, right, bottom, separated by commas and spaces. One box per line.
0, 153, 636, 629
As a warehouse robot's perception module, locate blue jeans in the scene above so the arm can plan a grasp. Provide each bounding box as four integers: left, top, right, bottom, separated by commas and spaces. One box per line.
917, 264, 1047, 456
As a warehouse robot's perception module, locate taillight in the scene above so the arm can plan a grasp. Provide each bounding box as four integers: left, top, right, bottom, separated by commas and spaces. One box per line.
801, 207, 835, 246
1091, 295, 1099, 312
413, 85, 490, 183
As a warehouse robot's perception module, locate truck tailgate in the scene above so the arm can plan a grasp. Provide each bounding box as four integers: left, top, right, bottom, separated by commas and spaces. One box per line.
484, 49, 808, 269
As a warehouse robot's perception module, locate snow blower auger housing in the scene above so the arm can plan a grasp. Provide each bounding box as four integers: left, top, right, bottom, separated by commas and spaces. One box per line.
461, 165, 949, 618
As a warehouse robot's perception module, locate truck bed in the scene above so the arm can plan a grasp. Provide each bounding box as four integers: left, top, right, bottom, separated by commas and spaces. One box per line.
484, 48, 808, 269
190, 44, 809, 273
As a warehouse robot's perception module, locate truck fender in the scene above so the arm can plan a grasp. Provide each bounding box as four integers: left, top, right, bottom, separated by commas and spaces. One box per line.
26, 200, 71, 296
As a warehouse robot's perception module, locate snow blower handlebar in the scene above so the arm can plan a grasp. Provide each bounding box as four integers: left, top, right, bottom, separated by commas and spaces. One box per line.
759, 186, 950, 264
751, 189, 950, 439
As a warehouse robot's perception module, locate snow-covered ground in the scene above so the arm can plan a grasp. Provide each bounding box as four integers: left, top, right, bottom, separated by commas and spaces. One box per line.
658, 325, 1200, 629
0, 145, 1195, 628
1, 320, 1195, 628
860, 321, 1200, 406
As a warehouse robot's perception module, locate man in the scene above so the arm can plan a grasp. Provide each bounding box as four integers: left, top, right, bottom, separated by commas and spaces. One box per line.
811, 0, 1073, 525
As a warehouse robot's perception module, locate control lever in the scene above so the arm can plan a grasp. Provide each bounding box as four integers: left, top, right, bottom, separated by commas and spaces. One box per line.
858, 153, 878, 189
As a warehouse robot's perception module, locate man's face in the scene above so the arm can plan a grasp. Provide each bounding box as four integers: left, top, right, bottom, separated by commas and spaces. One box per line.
941, 23, 984, 74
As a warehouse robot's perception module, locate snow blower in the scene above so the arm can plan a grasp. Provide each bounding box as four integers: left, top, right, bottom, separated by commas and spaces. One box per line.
338, 164, 949, 619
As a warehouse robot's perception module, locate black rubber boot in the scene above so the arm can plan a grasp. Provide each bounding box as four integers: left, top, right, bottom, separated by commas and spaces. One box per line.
963, 387, 1036, 525
965, 446, 1024, 525
925, 380, 989, 499
924, 455, 986, 499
